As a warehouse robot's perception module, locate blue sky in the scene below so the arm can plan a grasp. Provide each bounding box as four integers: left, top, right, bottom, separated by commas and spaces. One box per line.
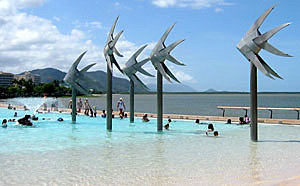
0, 0, 299, 91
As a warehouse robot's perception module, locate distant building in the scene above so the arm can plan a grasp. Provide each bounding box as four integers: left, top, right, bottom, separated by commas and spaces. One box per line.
0, 72, 14, 87
15, 72, 41, 85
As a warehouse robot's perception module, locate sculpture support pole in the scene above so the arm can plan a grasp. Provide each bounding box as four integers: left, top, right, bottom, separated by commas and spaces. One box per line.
107, 64, 112, 131
130, 79, 134, 123
250, 63, 258, 142
71, 87, 76, 124
157, 71, 163, 131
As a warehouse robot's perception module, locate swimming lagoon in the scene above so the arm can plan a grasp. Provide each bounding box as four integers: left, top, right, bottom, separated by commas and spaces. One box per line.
1, 107, 300, 185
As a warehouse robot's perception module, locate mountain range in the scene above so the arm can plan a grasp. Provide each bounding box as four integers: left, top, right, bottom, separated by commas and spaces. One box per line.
19, 68, 197, 93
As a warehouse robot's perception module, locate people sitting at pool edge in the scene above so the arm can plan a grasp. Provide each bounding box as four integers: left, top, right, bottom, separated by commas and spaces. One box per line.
164, 119, 172, 130
2, 119, 7, 128
142, 114, 150, 122
18, 115, 33, 126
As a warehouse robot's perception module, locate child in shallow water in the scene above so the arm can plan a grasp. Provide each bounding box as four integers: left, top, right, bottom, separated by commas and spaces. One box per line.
142, 114, 150, 122
2, 119, 7, 128
164, 119, 172, 130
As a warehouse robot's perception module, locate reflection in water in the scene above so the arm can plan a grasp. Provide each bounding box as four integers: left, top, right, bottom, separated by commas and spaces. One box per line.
151, 135, 167, 184
249, 142, 261, 184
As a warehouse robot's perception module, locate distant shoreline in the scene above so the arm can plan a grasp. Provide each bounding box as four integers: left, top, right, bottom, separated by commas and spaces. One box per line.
1, 103, 300, 125
101, 92, 300, 95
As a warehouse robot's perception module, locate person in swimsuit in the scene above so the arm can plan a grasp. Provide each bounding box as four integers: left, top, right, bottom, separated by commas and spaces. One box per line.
117, 98, 126, 116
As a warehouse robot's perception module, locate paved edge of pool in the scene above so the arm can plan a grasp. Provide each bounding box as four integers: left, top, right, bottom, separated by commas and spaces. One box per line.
1, 103, 300, 125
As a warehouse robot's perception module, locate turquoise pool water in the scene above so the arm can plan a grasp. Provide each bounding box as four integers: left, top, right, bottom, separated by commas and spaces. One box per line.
1, 107, 300, 185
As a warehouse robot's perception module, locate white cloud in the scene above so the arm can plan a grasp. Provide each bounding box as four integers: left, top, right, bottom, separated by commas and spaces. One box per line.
114, 2, 120, 7
0, 0, 45, 15
0, 0, 194, 87
174, 70, 195, 82
152, 0, 176, 8
215, 7, 223, 13
85, 21, 102, 29
53, 16, 60, 22
152, 0, 233, 9
0, 0, 106, 74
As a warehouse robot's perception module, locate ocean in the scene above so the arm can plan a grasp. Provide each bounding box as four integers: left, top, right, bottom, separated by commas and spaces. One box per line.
57, 93, 300, 120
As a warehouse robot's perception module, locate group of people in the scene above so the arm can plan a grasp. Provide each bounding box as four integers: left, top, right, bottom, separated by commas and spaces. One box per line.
195, 119, 219, 136
68, 97, 129, 119
68, 98, 97, 117
1, 109, 66, 128
142, 114, 172, 130
225, 115, 250, 125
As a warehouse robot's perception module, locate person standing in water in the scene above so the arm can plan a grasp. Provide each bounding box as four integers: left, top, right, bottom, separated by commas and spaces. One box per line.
84, 98, 90, 116
77, 98, 83, 113
117, 98, 126, 116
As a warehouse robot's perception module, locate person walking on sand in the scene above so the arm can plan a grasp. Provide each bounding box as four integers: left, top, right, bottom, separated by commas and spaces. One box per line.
117, 98, 126, 116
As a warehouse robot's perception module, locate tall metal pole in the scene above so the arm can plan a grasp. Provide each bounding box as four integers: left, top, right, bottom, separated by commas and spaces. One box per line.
107, 64, 112, 131
250, 63, 258, 142
71, 87, 77, 124
130, 79, 134, 123
157, 71, 163, 131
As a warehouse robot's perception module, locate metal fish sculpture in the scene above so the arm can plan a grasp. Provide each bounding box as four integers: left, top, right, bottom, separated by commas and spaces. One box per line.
122, 44, 154, 90
236, 4, 292, 79
150, 23, 185, 83
64, 51, 96, 94
104, 16, 124, 73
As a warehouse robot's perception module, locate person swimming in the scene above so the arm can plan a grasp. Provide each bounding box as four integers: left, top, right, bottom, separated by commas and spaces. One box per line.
142, 114, 150, 122
57, 117, 64, 122
101, 110, 106, 118
32, 115, 39, 121
205, 124, 219, 136
2, 119, 7, 128
18, 115, 33, 126
164, 119, 172, 130
206, 131, 219, 137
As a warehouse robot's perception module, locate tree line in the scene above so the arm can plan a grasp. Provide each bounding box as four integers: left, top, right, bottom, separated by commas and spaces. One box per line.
0, 79, 72, 98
